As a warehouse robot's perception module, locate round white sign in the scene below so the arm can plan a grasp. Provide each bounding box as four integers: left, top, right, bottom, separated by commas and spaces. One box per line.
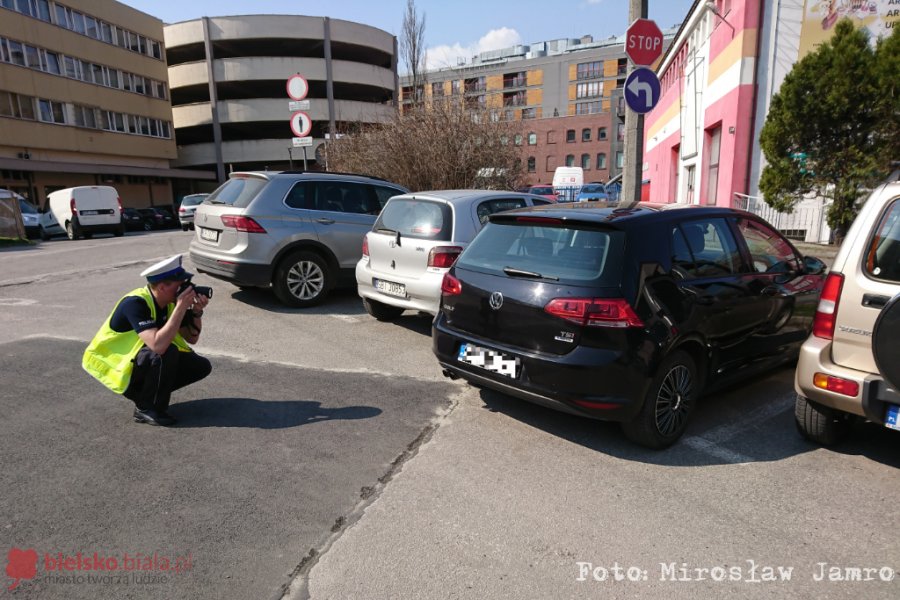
286, 74, 309, 100
289, 111, 312, 137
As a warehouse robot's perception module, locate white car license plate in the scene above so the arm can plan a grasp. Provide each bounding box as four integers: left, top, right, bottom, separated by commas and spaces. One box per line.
375, 278, 406, 298
199, 227, 218, 242
457, 343, 520, 378
886, 404, 900, 431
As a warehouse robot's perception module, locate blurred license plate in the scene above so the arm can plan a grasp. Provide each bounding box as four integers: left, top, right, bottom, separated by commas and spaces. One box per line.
457, 343, 520, 378
199, 227, 218, 242
375, 279, 406, 298
886, 404, 900, 431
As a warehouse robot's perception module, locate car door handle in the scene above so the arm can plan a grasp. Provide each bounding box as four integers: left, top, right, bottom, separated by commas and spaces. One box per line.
862, 294, 890, 309
315, 218, 335, 225
761, 286, 781, 297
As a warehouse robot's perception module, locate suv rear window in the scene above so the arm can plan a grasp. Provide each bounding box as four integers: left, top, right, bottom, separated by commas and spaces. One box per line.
456, 222, 624, 284
374, 198, 453, 241
866, 197, 900, 282
205, 176, 267, 208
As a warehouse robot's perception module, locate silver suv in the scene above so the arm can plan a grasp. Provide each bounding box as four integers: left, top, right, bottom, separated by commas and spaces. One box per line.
189, 171, 408, 307
795, 178, 900, 444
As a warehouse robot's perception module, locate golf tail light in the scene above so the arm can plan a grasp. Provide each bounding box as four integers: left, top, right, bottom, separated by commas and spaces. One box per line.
441, 273, 462, 296
813, 373, 859, 397
362, 235, 369, 258
812, 272, 844, 339
544, 298, 643, 328
428, 246, 462, 268
220, 215, 266, 233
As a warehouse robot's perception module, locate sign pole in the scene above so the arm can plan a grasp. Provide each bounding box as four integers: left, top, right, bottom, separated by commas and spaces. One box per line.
302, 146, 308, 171
622, 0, 649, 205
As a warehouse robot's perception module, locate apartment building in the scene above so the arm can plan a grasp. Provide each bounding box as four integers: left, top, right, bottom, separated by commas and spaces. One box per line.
401, 30, 675, 186
0, 0, 213, 208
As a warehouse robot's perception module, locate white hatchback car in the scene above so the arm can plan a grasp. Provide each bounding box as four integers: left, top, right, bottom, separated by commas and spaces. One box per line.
356, 190, 555, 320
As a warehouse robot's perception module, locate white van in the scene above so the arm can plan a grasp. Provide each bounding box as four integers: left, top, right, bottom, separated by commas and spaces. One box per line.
552, 167, 584, 202
46, 186, 123, 240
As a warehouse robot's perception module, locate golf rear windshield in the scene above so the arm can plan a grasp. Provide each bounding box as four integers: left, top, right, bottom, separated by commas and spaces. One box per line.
456, 222, 624, 284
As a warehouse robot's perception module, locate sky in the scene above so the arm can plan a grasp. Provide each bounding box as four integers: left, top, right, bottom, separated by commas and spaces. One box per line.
121, 0, 696, 71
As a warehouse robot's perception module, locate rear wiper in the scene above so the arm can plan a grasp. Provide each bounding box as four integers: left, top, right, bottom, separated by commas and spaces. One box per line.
376, 227, 401, 246
503, 267, 558, 281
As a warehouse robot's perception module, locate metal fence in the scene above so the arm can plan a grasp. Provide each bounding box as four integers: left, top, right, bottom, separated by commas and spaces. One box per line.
733, 193, 831, 244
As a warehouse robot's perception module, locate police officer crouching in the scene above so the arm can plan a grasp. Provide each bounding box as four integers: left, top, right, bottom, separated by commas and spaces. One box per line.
83, 254, 212, 426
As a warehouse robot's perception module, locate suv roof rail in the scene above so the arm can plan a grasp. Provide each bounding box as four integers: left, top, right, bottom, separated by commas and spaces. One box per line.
278, 170, 392, 183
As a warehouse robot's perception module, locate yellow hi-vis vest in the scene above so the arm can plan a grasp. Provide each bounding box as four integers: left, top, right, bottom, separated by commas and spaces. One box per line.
82, 286, 192, 394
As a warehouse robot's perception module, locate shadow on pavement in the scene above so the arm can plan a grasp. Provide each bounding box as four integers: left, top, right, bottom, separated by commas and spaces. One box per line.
228, 286, 367, 316
170, 397, 382, 428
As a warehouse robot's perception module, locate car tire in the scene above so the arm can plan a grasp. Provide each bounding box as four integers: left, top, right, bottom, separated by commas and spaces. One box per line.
363, 297, 405, 321
114, 224, 125, 237
39, 226, 50, 241
66, 220, 80, 240
273, 250, 331, 308
181, 224, 189, 231
143, 221, 153, 232
794, 394, 850, 446
622, 350, 698, 449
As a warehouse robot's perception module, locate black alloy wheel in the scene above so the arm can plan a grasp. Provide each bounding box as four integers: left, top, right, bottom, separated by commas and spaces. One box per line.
622, 351, 698, 449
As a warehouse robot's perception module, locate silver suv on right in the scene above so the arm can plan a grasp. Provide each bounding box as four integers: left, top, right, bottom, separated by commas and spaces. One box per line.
189, 171, 408, 307
795, 178, 900, 444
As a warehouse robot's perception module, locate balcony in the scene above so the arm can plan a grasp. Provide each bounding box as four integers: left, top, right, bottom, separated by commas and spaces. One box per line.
503, 75, 526, 89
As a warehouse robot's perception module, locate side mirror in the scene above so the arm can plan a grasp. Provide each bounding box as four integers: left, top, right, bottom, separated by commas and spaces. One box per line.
802, 256, 827, 276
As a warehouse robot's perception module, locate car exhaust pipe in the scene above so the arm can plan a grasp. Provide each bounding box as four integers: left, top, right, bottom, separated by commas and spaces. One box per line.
441, 368, 459, 380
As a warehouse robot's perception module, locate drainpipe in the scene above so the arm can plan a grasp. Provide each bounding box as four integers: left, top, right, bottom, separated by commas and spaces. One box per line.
744, 0, 768, 203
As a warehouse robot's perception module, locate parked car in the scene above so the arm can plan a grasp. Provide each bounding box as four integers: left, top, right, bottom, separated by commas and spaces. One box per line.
18, 197, 40, 238
178, 194, 209, 231
136, 208, 165, 230
189, 171, 408, 307
45, 186, 123, 240
526, 186, 559, 202
356, 190, 556, 320
121, 207, 145, 231
433, 202, 827, 449
576, 184, 609, 203
153, 207, 178, 229
795, 178, 900, 445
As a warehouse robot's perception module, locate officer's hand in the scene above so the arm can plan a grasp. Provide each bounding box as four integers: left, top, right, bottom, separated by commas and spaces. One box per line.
175, 286, 197, 311
193, 294, 210, 312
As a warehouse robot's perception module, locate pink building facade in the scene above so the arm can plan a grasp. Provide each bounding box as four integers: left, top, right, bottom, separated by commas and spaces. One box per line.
643, 0, 763, 207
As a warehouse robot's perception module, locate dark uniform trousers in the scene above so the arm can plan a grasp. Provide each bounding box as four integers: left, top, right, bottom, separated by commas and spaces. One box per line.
123, 345, 212, 412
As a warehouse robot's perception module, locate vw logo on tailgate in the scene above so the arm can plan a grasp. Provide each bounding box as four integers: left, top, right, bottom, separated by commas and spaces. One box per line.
489, 291, 504, 310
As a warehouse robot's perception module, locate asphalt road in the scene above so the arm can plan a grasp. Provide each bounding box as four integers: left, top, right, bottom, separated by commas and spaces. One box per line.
1, 231, 897, 600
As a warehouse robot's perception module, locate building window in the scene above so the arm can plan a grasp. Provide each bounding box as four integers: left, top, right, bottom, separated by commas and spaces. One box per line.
37, 98, 65, 123
706, 125, 722, 205
566, 129, 575, 143
503, 71, 526, 88
598, 127, 607, 140
514, 134, 523, 146
617, 58, 627, 76
431, 82, 444, 97
521, 107, 537, 119
617, 123, 625, 141
582, 128, 591, 142
566, 154, 575, 167
596, 153, 607, 169
581, 154, 590, 170
546, 156, 556, 171
527, 156, 536, 172
576, 81, 602, 98
575, 101, 601, 115
616, 151, 624, 168
576, 61, 601, 80
451, 80, 461, 95
528, 132, 537, 145
503, 91, 525, 107
464, 76, 486, 93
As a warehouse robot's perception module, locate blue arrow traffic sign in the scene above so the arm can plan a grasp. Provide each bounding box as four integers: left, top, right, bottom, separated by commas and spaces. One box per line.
624, 67, 661, 114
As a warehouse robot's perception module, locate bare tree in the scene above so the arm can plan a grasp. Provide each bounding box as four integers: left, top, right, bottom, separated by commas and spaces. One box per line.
326, 100, 525, 192
400, 0, 426, 103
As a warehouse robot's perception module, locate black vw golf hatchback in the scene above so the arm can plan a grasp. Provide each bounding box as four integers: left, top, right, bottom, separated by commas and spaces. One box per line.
432, 202, 827, 448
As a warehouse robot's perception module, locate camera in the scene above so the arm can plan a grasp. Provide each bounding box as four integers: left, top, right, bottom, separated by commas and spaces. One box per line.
178, 280, 213, 299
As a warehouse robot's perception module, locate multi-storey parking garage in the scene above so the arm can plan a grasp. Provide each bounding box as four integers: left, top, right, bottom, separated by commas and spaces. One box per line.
164, 15, 398, 180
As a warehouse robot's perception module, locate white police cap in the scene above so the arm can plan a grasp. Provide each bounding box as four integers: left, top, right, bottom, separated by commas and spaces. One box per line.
140, 254, 193, 283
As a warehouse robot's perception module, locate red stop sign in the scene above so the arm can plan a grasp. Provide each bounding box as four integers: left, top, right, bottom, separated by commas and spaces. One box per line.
625, 18, 664, 66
